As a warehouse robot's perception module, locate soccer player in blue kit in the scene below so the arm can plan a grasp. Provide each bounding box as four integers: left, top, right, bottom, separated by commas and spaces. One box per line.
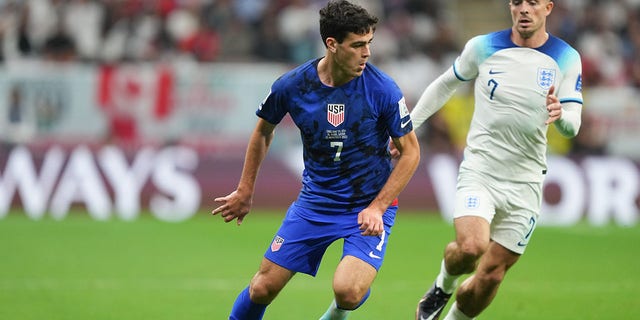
407, 0, 583, 319
211, 1, 420, 319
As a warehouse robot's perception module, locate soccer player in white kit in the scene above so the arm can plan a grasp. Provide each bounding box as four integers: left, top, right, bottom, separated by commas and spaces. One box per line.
411, 1, 583, 319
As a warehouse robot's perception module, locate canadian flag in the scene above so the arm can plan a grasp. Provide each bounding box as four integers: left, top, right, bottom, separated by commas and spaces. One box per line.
97, 65, 174, 120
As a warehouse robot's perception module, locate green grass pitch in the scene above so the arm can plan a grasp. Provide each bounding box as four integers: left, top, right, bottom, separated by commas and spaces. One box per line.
1, 209, 638, 319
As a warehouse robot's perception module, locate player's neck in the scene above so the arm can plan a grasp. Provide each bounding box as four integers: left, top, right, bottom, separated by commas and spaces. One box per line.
511, 28, 549, 49
317, 56, 353, 87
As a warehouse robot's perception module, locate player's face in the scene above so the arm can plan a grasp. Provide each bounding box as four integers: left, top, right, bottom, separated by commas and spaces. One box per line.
332, 29, 373, 78
509, 0, 553, 39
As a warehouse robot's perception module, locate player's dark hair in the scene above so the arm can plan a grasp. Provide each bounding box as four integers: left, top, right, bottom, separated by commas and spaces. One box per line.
319, 0, 378, 47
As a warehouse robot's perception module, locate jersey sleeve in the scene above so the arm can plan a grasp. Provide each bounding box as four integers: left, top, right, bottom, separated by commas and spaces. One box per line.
256, 79, 288, 125
452, 35, 485, 81
555, 47, 584, 137
383, 82, 413, 138
557, 48, 583, 105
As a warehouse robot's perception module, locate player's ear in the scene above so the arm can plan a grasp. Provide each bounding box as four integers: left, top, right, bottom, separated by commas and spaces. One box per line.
326, 37, 338, 53
546, 0, 554, 13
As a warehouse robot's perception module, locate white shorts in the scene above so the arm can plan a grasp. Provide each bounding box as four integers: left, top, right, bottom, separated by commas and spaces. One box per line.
453, 168, 542, 254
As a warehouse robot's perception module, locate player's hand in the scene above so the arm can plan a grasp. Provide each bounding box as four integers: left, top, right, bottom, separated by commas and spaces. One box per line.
357, 207, 385, 236
388, 139, 400, 159
545, 85, 562, 125
212, 190, 251, 225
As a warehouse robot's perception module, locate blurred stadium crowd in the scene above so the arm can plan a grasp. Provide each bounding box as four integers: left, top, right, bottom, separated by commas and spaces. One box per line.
1, 0, 638, 82
0, 0, 639, 159
0, 0, 453, 65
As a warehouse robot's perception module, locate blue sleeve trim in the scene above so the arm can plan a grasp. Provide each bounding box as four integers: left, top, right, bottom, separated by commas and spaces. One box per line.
560, 98, 583, 105
452, 63, 472, 82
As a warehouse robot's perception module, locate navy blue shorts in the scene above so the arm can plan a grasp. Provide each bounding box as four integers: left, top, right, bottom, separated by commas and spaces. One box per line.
264, 202, 396, 276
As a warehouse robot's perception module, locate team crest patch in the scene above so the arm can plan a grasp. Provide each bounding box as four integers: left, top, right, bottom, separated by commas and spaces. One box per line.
271, 235, 285, 252
537, 68, 556, 90
327, 104, 345, 127
465, 195, 480, 209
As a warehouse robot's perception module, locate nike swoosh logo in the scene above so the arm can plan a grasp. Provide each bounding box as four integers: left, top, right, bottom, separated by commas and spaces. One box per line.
489, 69, 505, 75
517, 241, 528, 247
420, 305, 445, 320
368, 251, 381, 259
401, 119, 411, 128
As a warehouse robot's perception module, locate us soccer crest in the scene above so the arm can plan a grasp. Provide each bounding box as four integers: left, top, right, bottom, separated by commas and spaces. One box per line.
271, 235, 284, 252
537, 68, 556, 90
327, 104, 345, 127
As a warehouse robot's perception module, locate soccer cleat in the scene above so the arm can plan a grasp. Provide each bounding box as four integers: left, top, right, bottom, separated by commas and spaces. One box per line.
415, 283, 452, 320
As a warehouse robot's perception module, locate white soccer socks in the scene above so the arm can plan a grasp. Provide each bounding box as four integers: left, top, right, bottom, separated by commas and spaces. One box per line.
436, 259, 460, 294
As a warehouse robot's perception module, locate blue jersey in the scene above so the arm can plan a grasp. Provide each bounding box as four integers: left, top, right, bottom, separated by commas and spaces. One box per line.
257, 58, 412, 218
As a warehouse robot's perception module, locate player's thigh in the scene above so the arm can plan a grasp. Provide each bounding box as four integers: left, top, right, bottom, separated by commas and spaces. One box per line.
453, 170, 495, 249
264, 204, 337, 276
453, 169, 498, 224
333, 255, 377, 292
250, 257, 296, 299
490, 181, 542, 255
332, 219, 394, 292
453, 215, 491, 251
340, 211, 394, 271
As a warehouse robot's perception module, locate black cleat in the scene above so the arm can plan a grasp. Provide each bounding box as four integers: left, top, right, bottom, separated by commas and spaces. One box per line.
415, 283, 452, 320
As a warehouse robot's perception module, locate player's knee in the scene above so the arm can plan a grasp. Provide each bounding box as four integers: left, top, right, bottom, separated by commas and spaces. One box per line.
333, 284, 370, 310
334, 290, 361, 309
248, 279, 280, 304
457, 240, 486, 264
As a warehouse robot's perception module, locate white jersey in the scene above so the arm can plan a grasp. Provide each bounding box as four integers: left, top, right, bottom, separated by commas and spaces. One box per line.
451, 29, 583, 183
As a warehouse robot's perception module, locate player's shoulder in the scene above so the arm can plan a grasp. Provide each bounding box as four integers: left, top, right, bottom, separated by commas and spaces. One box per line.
545, 34, 578, 51
462, 29, 514, 60
272, 58, 319, 91
364, 63, 395, 82
465, 29, 513, 47
539, 34, 581, 64
472, 29, 512, 43
362, 63, 401, 92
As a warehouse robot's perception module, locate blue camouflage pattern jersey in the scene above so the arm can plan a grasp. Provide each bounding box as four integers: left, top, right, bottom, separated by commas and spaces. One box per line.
257, 58, 412, 218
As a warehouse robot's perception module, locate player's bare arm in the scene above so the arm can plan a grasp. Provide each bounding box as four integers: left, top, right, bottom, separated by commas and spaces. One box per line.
212, 119, 276, 225
359, 131, 420, 236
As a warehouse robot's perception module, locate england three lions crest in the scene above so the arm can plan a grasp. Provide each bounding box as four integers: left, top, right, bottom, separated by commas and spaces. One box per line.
537, 68, 556, 90
327, 104, 345, 127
